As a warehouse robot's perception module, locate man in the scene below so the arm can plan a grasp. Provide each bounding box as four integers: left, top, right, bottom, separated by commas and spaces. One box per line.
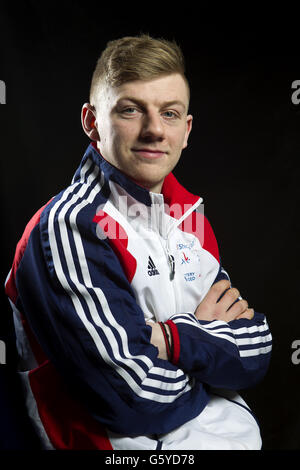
5, 35, 272, 450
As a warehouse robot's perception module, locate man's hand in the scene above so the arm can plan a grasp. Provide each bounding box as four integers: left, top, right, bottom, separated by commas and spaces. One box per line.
195, 279, 254, 323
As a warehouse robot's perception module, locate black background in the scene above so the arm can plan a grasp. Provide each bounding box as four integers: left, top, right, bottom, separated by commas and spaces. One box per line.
0, 1, 299, 451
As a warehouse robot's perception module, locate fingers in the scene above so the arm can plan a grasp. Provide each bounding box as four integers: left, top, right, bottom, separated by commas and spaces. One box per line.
217, 284, 253, 321
217, 286, 241, 312
204, 279, 231, 304
195, 279, 254, 323
214, 282, 253, 322
235, 308, 255, 321
225, 298, 249, 322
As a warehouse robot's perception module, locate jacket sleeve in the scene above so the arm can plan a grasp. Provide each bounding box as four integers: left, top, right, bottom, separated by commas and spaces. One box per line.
165, 237, 272, 391
166, 308, 272, 390
13, 198, 206, 437
163, 208, 272, 390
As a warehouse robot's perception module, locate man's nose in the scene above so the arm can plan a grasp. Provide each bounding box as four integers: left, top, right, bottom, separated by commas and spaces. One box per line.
140, 111, 164, 140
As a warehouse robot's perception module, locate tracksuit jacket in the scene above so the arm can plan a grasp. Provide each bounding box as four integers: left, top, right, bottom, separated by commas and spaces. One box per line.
5, 142, 272, 449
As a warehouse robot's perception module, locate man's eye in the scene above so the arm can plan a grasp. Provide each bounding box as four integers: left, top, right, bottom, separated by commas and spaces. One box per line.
122, 107, 137, 114
163, 111, 178, 119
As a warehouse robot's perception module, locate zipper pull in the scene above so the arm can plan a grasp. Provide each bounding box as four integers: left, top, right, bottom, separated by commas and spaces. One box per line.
168, 254, 175, 280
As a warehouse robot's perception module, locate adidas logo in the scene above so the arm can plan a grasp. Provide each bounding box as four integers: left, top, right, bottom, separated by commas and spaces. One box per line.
147, 256, 160, 276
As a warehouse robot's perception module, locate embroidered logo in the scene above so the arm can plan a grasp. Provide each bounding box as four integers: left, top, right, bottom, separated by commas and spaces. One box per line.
181, 252, 191, 265
147, 256, 160, 276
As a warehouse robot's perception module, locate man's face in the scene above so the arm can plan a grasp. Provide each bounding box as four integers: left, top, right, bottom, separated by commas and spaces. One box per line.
93, 73, 192, 193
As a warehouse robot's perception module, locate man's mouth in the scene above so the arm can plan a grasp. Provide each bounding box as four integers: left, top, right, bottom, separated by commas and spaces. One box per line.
132, 148, 167, 159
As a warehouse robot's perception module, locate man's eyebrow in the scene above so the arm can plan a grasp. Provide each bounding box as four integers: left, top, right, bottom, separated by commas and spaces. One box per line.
116, 96, 187, 111
162, 100, 187, 110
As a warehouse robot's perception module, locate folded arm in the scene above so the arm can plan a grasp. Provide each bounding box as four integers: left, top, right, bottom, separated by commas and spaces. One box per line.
149, 277, 272, 390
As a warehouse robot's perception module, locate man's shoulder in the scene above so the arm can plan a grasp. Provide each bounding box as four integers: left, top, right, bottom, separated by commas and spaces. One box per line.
38, 177, 108, 243
15, 198, 53, 253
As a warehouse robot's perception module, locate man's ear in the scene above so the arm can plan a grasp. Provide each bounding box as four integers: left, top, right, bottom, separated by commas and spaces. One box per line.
81, 103, 100, 141
182, 114, 193, 150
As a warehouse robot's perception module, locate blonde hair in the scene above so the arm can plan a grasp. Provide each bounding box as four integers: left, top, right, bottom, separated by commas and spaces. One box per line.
89, 34, 189, 105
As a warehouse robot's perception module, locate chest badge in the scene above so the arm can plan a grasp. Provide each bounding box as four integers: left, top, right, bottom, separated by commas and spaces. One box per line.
181, 252, 191, 264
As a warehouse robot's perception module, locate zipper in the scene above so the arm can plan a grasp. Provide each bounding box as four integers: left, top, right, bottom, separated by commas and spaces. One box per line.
165, 197, 203, 280
166, 241, 175, 280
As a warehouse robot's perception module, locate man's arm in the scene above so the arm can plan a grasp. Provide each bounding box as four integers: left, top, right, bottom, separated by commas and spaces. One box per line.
164, 211, 272, 389
147, 277, 271, 390
153, 273, 271, 390
147, 278, 253, 359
